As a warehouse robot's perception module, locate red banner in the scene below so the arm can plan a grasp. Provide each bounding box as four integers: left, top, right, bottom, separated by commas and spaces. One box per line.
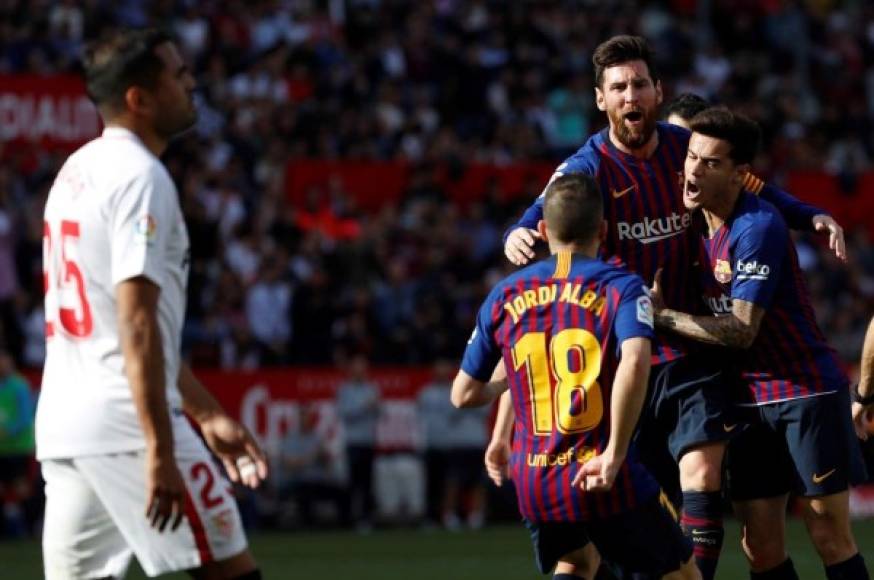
0, 75, 100, 149
193, 368, 435, 453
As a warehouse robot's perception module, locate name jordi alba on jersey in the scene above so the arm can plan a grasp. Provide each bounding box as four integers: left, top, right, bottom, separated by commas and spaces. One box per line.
461, 253, 658, 522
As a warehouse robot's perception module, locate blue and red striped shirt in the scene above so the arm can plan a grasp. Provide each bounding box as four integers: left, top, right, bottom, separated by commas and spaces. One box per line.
461, 251, 659, 522
510, 122, 823, 365
697, 192, 847, 405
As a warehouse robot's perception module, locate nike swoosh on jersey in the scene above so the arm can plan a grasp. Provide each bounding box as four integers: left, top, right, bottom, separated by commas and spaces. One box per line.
812, 468, 837, 484
611, 185, 635, 199
723, 423, 738, 432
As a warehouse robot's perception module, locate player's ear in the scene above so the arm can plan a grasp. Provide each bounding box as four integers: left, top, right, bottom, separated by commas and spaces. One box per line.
654, 79, 663, 106
599, 219, 608, 242
537, 219, 549, 243
734, 163, 751, 187
125, 86, 151, 116
595, 86, 606, 111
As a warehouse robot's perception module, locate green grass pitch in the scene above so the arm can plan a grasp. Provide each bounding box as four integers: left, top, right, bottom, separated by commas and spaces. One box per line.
3, 518, 873, 578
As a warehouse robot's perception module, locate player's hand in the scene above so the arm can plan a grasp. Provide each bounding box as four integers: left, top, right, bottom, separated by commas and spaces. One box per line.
200, 414, 268, 488
650, 268, 666, 312
813, 214, 846, 262
505, 227, 541, 266
484, 438, 511, 486
572, 449, 623, 492
145, 450, 187, 532
851, 401, 872, 441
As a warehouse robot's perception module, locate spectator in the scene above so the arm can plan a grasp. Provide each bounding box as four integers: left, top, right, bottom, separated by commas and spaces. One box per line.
278, 404, 348, 527
416, 359, 455, 527
0, 350, 36, 537
336, 354, 380, 530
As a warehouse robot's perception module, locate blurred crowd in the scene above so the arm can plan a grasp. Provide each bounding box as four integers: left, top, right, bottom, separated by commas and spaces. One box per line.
0, 0, 872, 372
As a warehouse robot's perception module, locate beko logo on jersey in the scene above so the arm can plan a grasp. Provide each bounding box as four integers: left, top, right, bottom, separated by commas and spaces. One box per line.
735, 260, 770, 280
616, 212, 691, 244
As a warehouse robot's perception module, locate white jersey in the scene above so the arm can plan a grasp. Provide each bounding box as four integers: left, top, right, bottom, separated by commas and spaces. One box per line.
37, 126, 194, 460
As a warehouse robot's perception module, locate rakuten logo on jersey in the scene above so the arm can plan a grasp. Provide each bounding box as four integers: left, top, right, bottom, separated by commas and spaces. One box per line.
735, 259, 770, 280
616, 212, 691, 244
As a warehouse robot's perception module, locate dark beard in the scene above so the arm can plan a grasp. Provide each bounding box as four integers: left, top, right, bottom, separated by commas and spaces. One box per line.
610, 109, 657, 150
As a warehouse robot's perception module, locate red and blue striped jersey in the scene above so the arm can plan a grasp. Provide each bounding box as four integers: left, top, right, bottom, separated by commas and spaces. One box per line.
510, 122, 824, 365
697, 192, 847, 405
461, 251, 659, 522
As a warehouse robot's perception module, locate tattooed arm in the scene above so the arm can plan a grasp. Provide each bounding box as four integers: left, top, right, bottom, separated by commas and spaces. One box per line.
655, 298, 765, 349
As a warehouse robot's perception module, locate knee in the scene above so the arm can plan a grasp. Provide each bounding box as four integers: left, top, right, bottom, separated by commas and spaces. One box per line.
805, 513, 856, 563
742, 527, 786, 571
679, 452, 722, 491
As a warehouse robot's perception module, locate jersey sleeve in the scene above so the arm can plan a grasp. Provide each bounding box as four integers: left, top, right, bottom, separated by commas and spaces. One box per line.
460, 291, 503, 382
502, 151, 599, 243
729, 214, 787, 308
758, 181, 823, 232
108, 166, 178, 288
614, 276, 655, 348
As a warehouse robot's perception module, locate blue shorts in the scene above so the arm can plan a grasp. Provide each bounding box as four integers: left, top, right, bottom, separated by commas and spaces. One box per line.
728, 388, 868, 500
634, 356, 743, 502
525, 492, 692, 576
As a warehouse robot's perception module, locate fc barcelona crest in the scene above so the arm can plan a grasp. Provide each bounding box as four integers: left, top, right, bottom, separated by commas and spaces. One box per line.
714, 259, 732, 284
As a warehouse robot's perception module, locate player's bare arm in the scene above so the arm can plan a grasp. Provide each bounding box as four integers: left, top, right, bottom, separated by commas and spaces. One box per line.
650, 269, 765, 349
484, 389, 514, 486
450, 362, 509, 408
178, 363, 268, 487
573, 337, 651, 492
117, 276, 185, 533
852, 316, 874, 440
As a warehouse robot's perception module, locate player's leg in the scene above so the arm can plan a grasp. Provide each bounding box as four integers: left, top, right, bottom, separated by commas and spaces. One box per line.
798, 492, 868, 579
588, 491, 697, 580
728, 412, 798, 579
189, 549, 260, 579
554, 541, 602, 579
661, 358, 733, 580
677, 442, 726, 580
784, 391, 869, 578
41, 458, 134, 580
732, 495, 795, 576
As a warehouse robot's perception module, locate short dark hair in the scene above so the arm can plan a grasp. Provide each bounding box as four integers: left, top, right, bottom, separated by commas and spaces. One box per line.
664, 93, 709, 121
83, 27, 173, 113
592, 35, 659, 88
543, 174, 603, 245
688, 107, 761, 165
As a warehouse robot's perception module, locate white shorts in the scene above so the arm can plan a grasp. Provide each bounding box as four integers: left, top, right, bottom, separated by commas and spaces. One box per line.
42, 445, 247, 579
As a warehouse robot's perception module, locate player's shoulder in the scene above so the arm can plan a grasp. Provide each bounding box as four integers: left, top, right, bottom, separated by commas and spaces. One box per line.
78, 131, 173, 188
556, 132, 605, 174
730, 192, 788, 239
569, 256, 646, 295
658, 120, 691, 143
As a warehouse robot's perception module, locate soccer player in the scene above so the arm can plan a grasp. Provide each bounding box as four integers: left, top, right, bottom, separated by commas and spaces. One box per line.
652, 107, 869, 580
454, 173, 700, 580
37, 28, 267, 579
497, 35, 845, 580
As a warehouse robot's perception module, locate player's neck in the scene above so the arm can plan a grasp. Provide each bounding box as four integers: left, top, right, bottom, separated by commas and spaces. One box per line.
104, 118, 169, 157
702, 186, 742, 235
608, 127, 659, 159
549, 240, 598, 259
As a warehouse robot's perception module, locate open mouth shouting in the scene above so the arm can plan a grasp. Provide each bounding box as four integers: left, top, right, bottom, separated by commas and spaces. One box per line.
684, 179, 702, 207
624, 110, 644, 128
